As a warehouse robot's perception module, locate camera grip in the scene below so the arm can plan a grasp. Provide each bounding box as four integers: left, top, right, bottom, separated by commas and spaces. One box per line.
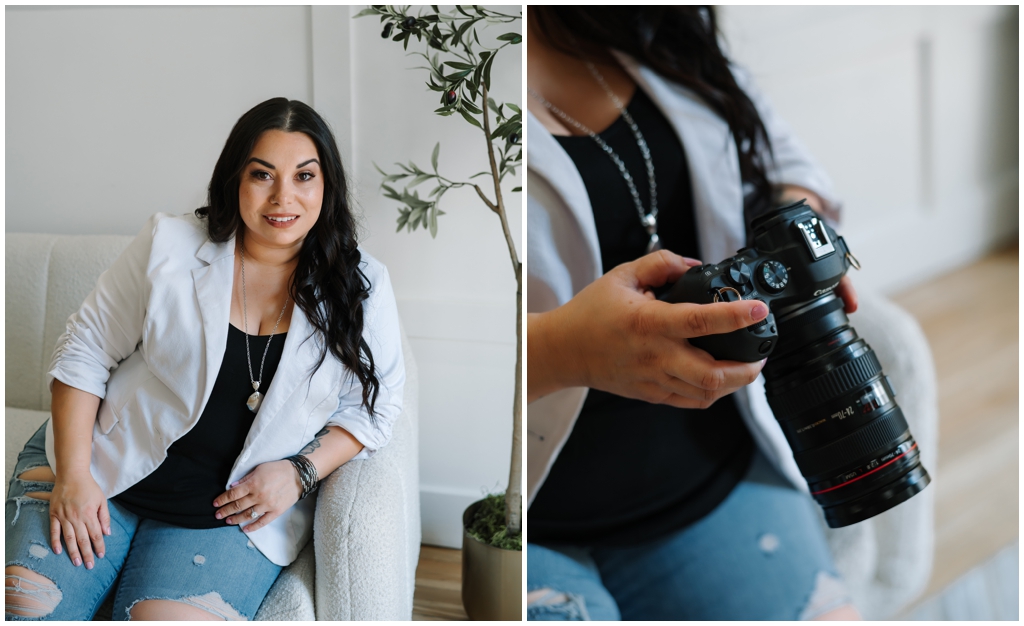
659, 267, 778, 362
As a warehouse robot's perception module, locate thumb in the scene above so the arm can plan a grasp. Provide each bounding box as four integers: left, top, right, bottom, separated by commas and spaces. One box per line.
624, 250, 701, 291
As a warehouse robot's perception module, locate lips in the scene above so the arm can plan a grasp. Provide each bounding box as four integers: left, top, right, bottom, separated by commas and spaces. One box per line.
263, 214, 299, 228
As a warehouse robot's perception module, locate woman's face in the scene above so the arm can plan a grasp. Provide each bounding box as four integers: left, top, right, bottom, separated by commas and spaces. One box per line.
238, 129, 324, 252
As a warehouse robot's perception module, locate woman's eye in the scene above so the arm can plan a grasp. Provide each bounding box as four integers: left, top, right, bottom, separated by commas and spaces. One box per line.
250, 170, 271, 181
297, 171, 315, 182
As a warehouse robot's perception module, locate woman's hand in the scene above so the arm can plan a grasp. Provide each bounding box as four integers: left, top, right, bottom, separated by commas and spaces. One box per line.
213, 460, 302, 532
48, 474, 111, 569
528, 250, 770, 406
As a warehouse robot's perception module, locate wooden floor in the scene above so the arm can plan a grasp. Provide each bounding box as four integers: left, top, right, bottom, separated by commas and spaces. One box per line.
413, 546, 468, 620
890, 244, 1019, 615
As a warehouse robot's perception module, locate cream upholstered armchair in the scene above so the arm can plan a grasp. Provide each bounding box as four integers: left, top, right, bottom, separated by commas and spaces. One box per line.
5, 232, 421, 620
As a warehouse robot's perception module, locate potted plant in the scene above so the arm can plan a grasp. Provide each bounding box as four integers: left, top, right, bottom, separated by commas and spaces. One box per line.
355, 5, 523, 620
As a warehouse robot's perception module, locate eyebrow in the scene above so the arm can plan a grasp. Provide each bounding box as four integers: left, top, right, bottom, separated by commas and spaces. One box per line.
246, 157, 321, 169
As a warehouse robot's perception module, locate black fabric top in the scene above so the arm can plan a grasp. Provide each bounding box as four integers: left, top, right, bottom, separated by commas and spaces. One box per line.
528, 87, 755, 546
114, 325, 286, 528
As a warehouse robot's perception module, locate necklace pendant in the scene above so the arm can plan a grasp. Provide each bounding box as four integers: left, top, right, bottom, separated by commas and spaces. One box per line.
647, 233, 662, 253
642, 213, 658, 236
247, 390, 262, 413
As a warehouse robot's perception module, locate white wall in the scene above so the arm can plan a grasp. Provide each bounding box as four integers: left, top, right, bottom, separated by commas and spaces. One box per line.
5, 5, 522, 548
718, 6, 1018, 295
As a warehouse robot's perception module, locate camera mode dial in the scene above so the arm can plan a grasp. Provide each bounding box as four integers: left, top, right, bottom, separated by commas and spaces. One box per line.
758, 260, 789, 293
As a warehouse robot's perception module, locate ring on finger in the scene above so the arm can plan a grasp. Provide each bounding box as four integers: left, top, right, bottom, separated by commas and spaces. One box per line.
249, 508, 259, 520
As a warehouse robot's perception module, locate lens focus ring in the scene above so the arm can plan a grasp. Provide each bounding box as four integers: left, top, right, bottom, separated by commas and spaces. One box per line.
793, 407, 909, 479
767, 350, 883, 420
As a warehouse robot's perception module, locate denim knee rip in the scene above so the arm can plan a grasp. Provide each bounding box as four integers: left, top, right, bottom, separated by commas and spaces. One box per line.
5, 572, 63, 619
125, 592, 247, 621
527, 589, 590, 621
798, 571, 852, 620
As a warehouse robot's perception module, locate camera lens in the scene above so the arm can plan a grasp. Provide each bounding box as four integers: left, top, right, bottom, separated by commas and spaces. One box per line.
762, 294, 931, 528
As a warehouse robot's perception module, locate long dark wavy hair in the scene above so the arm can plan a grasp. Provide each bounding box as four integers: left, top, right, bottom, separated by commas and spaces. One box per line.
196, 98, 379, 415
532, 6, 776, 224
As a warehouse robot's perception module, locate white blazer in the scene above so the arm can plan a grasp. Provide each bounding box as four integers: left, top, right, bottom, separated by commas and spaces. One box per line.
526, 55, 842, 508
46, 211, 405, 566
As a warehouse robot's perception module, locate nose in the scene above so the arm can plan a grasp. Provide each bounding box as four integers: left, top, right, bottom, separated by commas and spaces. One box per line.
271, 178, 295, 206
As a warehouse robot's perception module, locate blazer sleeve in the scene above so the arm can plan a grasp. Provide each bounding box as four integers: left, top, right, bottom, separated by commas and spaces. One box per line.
731, 63, 844, 224
325, 262, 405, 460
47, 215, 157, 399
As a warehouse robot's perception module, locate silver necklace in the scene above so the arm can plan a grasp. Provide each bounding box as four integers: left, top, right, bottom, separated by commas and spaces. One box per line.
240, 245, 289, 413
528, 62, 660, 252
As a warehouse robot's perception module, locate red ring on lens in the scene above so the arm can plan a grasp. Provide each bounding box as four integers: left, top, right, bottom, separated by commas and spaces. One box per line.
811, 442, 918, 495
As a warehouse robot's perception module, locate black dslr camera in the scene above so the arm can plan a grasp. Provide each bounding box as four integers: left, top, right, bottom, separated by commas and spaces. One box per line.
661, 200, 930, 527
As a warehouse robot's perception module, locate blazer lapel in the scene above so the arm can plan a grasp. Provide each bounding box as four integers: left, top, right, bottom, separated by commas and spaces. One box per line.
191, 237, 235, 418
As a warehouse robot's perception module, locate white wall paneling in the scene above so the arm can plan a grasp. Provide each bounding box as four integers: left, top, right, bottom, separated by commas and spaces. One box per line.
719, 6, 1018, 295
6, 5, 523, 549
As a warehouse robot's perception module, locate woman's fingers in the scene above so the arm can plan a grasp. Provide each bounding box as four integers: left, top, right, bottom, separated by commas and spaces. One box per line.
61, 520, 82, 567
74, 519, 96, 569
84, 513, 106, 561
218, 495, 258, 523
836, 275, 858, 313
50, 515, 63, 555
665, 349, 765, 393
623, 250, 701, 290
242, 510, 278, 534
655, 299, 769, 340
99, 500, 112, 537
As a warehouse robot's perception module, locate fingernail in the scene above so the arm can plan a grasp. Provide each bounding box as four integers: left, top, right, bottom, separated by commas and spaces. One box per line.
752, 304, 768, 320
55, 546, 61, 555
216, 513, 223, 519
760, 358, 767, 366
230, 481, 239, 488
86, 561, 93, 570
105, 527, 111, 536
212, 500, 220, 507
683, 257, 702, 265
98, 552, 105, 559
74, 557, 82, 567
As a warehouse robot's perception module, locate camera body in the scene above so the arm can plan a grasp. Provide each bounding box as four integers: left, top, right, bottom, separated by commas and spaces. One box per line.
659, 199, 855, 362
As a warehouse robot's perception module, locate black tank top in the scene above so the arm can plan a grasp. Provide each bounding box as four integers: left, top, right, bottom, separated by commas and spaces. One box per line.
114, 325, 286, 528
529, 87, 754, 546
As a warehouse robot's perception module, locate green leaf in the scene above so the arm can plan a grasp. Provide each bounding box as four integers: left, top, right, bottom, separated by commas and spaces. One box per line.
482, 54, 495, 91
431, 142, 440, 171
496, 32, 521, 42
461, 98, 483, 115
353, 7, 379, 18
506, 103, 521, 114
443, 61, 475, 70
512, 186, 522, 192
444, 69, 472, 81
429, 205, 439, 238
409, 173, 434, 188
459, 108, 483, 129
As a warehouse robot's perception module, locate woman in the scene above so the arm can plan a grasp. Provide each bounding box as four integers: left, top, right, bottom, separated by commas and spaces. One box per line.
5, 98, 404, 620
526, 7, 860, 621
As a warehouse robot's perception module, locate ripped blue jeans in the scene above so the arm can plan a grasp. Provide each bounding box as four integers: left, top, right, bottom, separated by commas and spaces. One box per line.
5, 423, 281, 620
527, 448, 853, 620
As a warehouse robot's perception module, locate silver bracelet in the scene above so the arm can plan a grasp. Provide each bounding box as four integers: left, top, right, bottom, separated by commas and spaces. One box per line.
286, 455, 319, 499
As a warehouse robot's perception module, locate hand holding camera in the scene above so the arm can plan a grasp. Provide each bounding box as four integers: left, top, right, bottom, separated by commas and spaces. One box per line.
527, 250, 769, 408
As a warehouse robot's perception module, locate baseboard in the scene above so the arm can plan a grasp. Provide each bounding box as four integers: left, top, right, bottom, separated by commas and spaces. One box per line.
420, 486, 484, 549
